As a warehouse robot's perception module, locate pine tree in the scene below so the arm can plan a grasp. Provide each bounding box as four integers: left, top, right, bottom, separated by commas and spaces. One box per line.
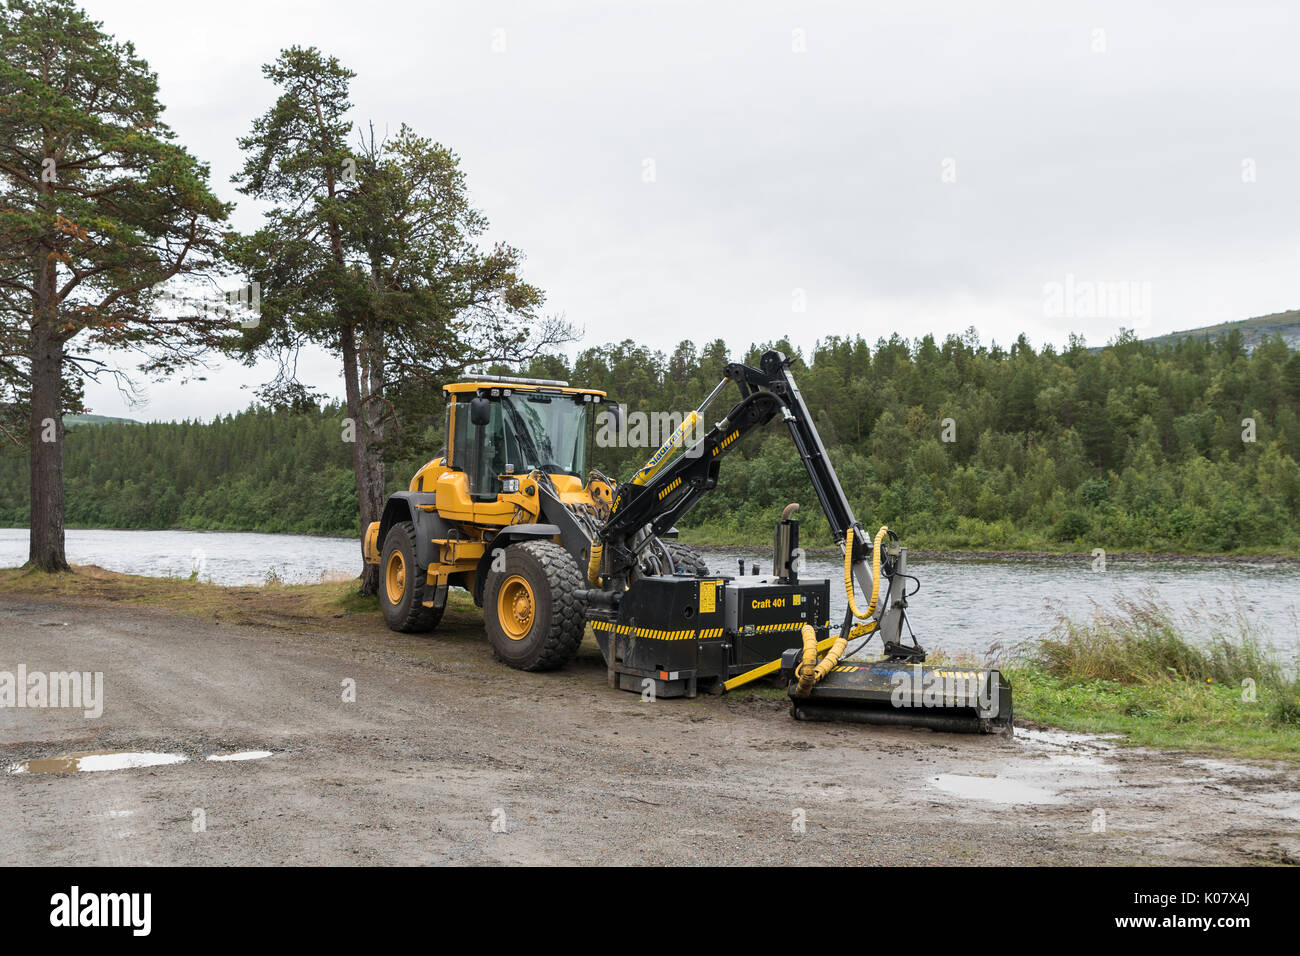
229, 49, 569, 592
0, 0, 231, 570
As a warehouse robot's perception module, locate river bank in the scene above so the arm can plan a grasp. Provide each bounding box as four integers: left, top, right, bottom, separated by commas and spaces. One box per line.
676, 531, 1300, 563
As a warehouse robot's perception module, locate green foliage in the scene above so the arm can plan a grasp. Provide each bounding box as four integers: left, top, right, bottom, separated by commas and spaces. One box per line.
0, 0, 233, 372
3, 328, 1299, 557
1023, 594, 1292, 691
1052, 511, 1091, 542
528, 330, 1300, 554
0, 404, 362, 536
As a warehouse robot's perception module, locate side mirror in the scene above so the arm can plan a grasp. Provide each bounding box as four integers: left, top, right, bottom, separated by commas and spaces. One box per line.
470, 396, 491, 427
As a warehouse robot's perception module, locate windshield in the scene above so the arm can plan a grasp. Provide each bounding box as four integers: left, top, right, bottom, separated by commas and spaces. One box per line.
499, 394, 588, 476
452, 393, 591, 497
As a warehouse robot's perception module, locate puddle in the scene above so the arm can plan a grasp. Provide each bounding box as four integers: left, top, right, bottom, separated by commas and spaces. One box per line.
1182, 758, 1280, 778
1016, 728, 1119, 751
206, 750, 273, 762
7, 748, 276, 774
8, 751, 188, 774
930, 773, 1065, 804
1045, 753, 1117, 771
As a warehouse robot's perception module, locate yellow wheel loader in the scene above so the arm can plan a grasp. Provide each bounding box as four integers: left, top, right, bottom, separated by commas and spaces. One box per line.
363, 351, 1012, 734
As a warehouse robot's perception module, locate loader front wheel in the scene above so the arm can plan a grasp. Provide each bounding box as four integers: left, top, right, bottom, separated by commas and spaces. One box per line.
379, 521, 444, 633
484, 540, 585, 671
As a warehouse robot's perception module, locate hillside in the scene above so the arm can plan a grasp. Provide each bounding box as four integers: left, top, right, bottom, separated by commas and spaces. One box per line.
1145, 309, 1300, 351
64, 413, 141, 427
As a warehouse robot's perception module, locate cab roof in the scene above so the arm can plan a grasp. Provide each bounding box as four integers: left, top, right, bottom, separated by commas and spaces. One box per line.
443, 378, 607, 399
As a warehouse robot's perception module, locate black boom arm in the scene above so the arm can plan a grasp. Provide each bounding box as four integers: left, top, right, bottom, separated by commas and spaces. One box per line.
599, 350, 871, 580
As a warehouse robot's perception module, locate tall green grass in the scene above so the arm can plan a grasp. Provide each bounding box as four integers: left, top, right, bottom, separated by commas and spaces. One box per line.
1011, 593, 1300, 741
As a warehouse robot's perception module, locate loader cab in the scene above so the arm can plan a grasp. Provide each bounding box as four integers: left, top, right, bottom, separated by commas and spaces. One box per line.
444, 378, 606, 500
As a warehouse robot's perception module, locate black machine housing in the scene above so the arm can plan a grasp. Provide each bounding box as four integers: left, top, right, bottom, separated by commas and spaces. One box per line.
591, 573, 831, 697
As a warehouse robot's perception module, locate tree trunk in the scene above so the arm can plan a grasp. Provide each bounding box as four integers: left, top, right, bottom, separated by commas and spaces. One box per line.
342, 323, 382, 594
27, 319, 69, 572
359, 316, 386, 550
27, 141, 70, 572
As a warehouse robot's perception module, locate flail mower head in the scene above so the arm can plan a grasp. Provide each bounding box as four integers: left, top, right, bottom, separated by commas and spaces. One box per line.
783, 653, 1014, 734
775, 522, 1015, 736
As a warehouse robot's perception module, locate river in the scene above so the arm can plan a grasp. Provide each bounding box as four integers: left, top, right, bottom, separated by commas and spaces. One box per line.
2, 528, 1297, 657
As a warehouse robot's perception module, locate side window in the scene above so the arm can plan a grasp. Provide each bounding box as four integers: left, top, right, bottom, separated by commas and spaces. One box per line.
449, 402, 469, 471
450, 398, 506, 499
474, 401, 506, 498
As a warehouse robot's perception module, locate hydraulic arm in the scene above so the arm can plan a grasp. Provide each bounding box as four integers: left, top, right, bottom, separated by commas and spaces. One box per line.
593, 349, 918, 663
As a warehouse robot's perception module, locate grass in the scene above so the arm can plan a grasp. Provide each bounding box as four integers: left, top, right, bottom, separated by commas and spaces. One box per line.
1004, 594, 1300, 762
0, 563, 480, 631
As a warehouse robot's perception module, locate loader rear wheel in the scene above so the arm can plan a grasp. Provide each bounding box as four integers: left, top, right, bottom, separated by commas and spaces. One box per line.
484, 540, 585, 671
667, 542, 709, 577
379, 521, 444, 633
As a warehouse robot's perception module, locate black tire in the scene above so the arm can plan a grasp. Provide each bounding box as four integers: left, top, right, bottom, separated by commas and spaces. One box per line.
379, 521, 444, 633
667, 542, 710, 577
483, 540, 585, 671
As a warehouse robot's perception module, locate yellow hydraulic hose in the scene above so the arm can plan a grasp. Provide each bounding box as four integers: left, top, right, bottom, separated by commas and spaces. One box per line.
724, 620, 879, 694
813, 631, 848, 683
587, 542, 603, 585
722, 632, 838, 692
788, 526, 890, 697
794, 624, 820, 694
844, 526, 888, 620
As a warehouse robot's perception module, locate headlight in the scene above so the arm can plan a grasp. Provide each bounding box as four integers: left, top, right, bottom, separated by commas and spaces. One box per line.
501, 477, 520, 494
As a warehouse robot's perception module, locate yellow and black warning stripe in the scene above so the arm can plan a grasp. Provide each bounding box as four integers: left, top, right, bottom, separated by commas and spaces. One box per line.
657, 476, 682, 501
711, 429, 741, 457
752, 622, 808, 633
593, 621, 739, 642
591, 620, 697, 641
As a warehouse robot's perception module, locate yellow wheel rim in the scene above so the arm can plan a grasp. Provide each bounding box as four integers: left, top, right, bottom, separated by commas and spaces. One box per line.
385, 550, 406, 606
497, 574, 535, 641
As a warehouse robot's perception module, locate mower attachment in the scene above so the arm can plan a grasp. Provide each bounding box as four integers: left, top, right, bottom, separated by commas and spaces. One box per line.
782, 653, 1014, 735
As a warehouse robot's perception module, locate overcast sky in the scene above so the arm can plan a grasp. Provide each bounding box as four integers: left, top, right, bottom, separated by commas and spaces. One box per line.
75, 0, 1299, 422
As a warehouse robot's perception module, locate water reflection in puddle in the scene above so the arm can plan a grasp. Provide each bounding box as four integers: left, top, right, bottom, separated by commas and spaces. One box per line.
930, 773, 1064, 804
8, 751, 187, 774
206, 750, 273, 762
8, 748, 276, 774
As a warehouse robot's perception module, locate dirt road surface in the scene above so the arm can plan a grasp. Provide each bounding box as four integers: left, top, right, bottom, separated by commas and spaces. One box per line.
2, 595, 1297, 865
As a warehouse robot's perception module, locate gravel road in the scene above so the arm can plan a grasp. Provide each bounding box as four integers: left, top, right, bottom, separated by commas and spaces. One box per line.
2, 596, 1297, 865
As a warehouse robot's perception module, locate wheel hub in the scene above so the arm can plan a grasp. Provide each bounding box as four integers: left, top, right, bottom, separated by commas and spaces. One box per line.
385, 550, 406, 605
498, 575, 535, 640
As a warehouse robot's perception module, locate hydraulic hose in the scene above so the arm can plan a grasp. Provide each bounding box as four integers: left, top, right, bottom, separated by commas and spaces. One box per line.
794, 624, 820, 695
844, 525, 887, 620
792, 526, 889, 697
812, 630, 848, 683
587, 542, 603, 585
